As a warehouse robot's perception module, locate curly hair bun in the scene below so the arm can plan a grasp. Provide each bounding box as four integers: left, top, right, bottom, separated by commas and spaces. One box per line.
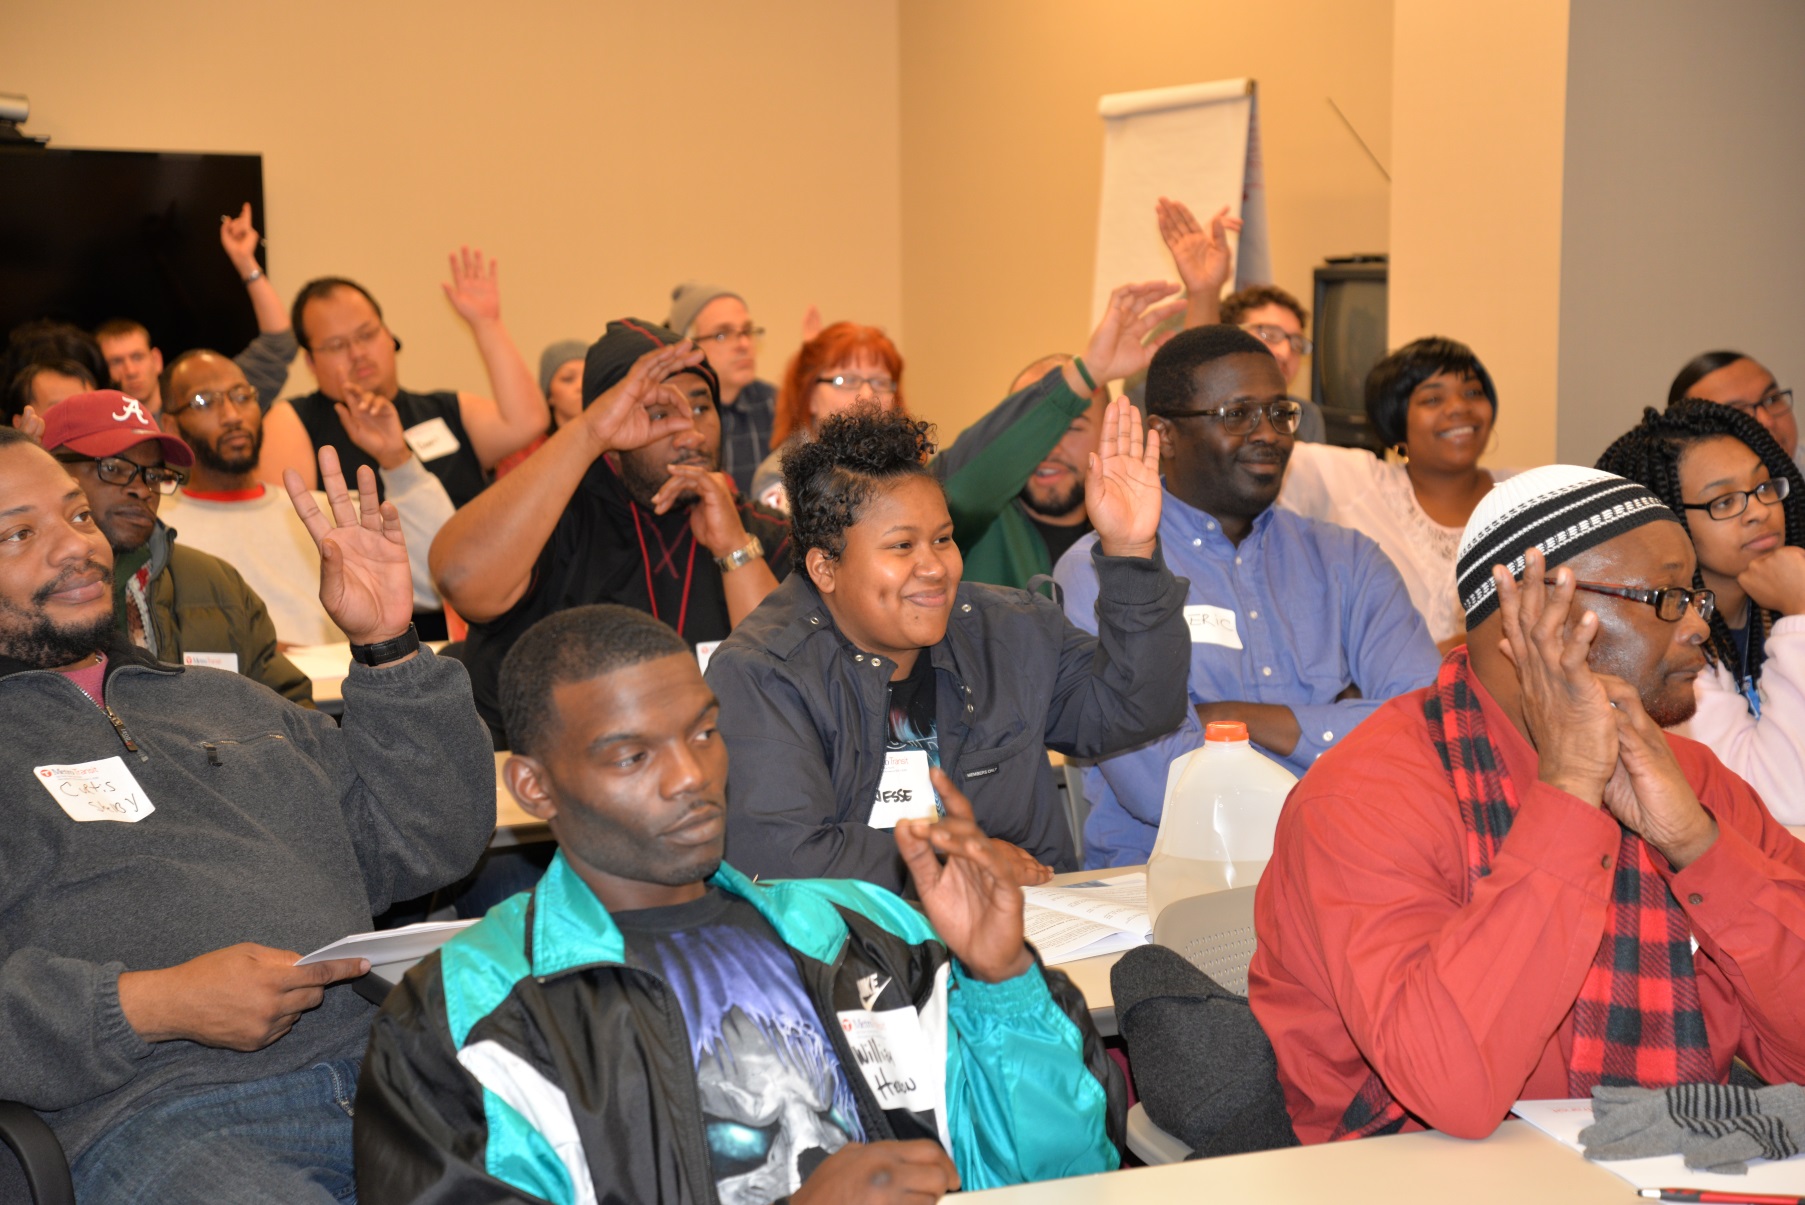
782, 404, 941, 570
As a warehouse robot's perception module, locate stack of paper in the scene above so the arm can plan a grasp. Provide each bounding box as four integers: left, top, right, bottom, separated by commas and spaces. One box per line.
1513, 1098, 1805, 1195
1022, 873, 1152, 963
297, 919, 477, 968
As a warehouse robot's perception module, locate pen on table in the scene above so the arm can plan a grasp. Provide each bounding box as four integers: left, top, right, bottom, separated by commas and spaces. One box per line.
1638, 1190, 1805, 1204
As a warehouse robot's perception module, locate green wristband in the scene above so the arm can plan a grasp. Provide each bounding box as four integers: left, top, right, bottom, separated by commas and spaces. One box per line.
1072, 356, 1098, 392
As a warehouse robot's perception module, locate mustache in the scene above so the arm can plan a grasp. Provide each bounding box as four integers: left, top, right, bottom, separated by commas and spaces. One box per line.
33, 560, 108, 607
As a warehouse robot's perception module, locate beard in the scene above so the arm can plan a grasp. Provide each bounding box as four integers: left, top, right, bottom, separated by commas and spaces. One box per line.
1020, 475, 1085, 519
1642, 679, 1698, 728
0, 568, 118, 669
617, 448, 716, 509
191, 425, 263, 475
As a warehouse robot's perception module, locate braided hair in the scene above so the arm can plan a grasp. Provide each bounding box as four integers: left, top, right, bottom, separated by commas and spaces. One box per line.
1594, 401, 1805, 697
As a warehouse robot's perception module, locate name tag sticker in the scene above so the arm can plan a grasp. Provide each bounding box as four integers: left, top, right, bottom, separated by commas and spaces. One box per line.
33, 757, 156, 823
402, 416, 461, 462
838, 1006, 941, 1113
695, 640, 722, 675
1184, 604, 1244, 650
183, 651, 240, 673
867, 750, 938, 829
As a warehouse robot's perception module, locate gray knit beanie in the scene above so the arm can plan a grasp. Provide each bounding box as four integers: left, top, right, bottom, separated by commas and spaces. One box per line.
538, 340, 589, 395
666, 282, 742, 336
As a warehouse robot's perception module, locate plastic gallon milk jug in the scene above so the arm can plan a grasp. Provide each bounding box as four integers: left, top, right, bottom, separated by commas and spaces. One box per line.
1146, 720, 1298, 923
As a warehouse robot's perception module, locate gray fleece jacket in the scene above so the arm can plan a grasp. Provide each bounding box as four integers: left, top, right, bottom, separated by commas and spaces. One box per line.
0, 641, 493, 1159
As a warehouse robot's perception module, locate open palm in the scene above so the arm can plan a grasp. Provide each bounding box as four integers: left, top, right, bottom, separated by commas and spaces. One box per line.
1086, 398, 1163, 557
1156, 197, 1242, 297
441, 246, 502, 326
282, 447, 414, 644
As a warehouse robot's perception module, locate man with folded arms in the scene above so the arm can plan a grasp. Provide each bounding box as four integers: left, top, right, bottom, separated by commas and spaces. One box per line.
1251, 465, 1805, 1143
356, 604, 1120, 1203
41, 390, 312, 703
0, 432, 492, 1202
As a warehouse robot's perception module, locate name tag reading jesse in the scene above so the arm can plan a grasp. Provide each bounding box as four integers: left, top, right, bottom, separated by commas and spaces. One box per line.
33, 757, 156, 823
867, 750, 939, 829
402, 416, 461, 462
1184, 603, 1244, 650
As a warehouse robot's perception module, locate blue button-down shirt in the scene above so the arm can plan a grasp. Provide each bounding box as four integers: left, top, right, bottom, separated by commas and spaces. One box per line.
1053, 490, 1440, 867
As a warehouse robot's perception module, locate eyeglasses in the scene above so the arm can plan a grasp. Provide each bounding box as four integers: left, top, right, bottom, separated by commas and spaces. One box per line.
1681, 476, 1790, 521
1719, 388, 1794, 421
57, 455, 188, 495
311, 324, 391, 359
1156, 398, 1303, 437
817, 373, 898, 398
1242, 323, 1313, 357
1550, 578, 1716, 623
695, 325, 765, 347
165, 383, 260, 416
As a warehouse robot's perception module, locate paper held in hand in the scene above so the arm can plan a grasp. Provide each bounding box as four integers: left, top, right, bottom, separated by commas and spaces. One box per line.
296, 919, 477, 967
1512, 1098, 1805, 1195
1022, 872, 1152, 964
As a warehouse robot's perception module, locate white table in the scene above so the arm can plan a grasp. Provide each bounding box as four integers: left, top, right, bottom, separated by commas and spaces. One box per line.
1039, 863, 1145, 1037
963, 1119, 1638, 1202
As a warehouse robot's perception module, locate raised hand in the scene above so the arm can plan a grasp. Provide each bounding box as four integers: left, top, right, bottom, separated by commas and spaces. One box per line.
118, 943, 369, 1050
218, 201, 263, 274
282, 445, 414, 645
800, 303, 825, 343
441, 246, 502, 327
1082, 281, 1186, 384
1156, 197, 1242, 298
653, 463, 752, 557
1739, 545, 1805, 616
335, 383, 412, 469
1493, 549, 1619, 805
896, 768, 1034, 985
582, 342, 708, 455
1085, 397, 1162, 559
11, 405, 45, 444
790, 1139, 959, 1204
1597, 675, 1719, 868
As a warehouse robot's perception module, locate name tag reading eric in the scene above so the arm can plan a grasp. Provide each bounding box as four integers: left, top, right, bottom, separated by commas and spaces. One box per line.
33, 757, 156, 823
402, 416, 461, 462
1184, 603, 1244, 650
867, 750, 939, 829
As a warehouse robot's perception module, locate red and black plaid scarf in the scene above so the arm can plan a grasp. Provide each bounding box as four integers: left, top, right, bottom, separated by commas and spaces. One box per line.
1332, 649, 1716, 1140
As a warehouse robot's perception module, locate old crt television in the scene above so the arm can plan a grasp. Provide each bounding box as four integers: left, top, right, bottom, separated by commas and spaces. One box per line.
1310, 257, 1388, 452
0, 146, 265, 360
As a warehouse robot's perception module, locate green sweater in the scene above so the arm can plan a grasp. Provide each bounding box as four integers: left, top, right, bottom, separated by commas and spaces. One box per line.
937, 368, 1092, 592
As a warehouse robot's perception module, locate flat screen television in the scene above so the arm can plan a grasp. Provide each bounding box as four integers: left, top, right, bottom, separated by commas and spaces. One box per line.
1310, 258, 1388, 452
0, 145, 265, 365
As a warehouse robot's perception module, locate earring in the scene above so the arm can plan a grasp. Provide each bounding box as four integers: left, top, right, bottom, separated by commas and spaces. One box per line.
1392, 442, 1409, 462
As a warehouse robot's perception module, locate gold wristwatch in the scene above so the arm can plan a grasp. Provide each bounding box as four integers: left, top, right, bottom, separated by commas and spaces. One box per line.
716, 534, 765, 572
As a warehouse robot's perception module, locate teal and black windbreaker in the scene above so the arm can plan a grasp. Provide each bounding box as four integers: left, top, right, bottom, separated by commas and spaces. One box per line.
355, 854, 1124, 1203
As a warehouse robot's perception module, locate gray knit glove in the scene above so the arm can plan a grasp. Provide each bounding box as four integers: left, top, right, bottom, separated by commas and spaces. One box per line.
1581, 1085, 1693, 1161
1674, 1083, 1805, 1175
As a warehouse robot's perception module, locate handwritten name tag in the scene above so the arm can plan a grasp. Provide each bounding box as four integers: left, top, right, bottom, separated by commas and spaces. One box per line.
1184, 604, 1244, 650
867, 750, 938, 829
33, 757, 156, 823
838, 1006, 941, 1113
403, 416, 461, 462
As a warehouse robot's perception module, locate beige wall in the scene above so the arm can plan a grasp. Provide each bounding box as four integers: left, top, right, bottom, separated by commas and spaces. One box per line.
897, 0, 1394, 437
1388, 0, 1570, 469
1556, 0, 1805, 465
0, 0, 902, 405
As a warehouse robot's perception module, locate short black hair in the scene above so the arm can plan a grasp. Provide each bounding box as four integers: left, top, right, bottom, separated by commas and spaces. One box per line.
783, 405, 937, 571
6, 359, 98, 422
1143, 324, 1275, 415
291, 277, 385, 352
1363, 336, 1498, 447
1669, 350, 1755, 408
1220, 284, 1308, 329
499, 605, 692, 758
0, 425, 37, 452
1595, 401, 1805, 689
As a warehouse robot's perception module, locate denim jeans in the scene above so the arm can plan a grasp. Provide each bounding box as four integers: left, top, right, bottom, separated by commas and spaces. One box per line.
70, 1057, 360, 1204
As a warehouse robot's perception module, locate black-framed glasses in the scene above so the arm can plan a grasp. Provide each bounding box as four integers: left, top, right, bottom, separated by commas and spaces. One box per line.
1719, 388, 1794, 421
696, 325, 765, 347
165, 383, 259, 416
817, 373, 898, 398
1156, 398, 1303, 437
1550, 578, 1716, 623
56, 454, 188, 495
1242, 323, 1313, 357
1681, 476, 1790, 521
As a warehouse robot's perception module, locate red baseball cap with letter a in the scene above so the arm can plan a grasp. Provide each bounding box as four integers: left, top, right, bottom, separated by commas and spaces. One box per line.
40, 390, 194, 468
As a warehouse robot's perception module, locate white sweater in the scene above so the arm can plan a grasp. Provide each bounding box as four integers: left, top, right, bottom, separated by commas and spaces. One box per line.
1672, 613, 1805, 824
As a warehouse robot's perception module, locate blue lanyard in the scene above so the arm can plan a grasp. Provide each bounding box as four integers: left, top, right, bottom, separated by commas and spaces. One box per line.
1741, 674, 1763, 719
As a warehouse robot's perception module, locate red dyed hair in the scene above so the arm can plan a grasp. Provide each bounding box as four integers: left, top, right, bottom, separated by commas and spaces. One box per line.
771, 322, 906, 449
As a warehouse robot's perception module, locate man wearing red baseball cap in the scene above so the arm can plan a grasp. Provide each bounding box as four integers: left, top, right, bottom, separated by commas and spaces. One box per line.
42, 390, 312, 703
